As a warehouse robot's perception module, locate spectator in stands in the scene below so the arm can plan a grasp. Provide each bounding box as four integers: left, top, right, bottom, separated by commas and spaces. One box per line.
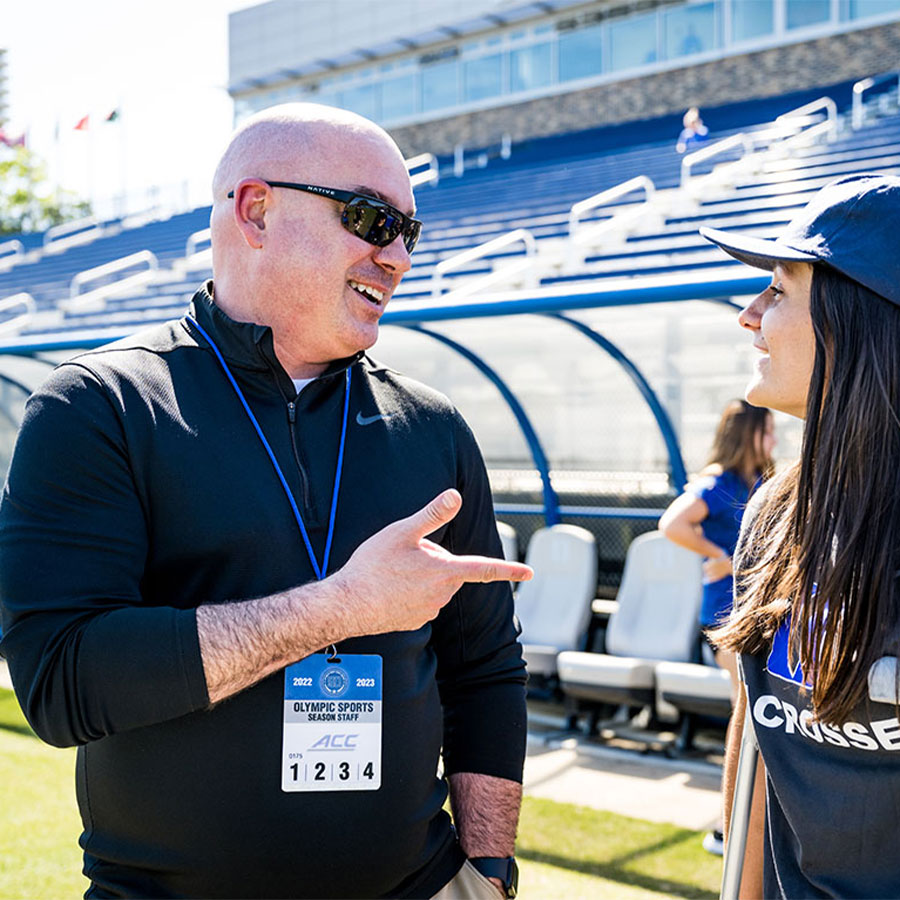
701, 173, 900, 897
676, 107, 709, 153
0, 104, 532, 900
659, 398, 774, 855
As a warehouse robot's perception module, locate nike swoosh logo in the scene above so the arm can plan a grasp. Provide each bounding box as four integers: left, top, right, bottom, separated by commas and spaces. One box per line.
356, 411, 390, 426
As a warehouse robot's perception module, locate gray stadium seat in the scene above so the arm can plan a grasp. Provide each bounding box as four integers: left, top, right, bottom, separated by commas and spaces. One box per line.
514, 524, 598, 679
654, 660, 732, 724
557, 531, 702, 710
496, 520, 518, 562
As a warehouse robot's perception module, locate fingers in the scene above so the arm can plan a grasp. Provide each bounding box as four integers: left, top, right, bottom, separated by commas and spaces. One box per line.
404, 488, 462, 539
448, 555, 534, 584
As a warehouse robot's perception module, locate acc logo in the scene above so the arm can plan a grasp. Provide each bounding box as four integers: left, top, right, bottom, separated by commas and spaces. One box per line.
309, 733, 359, 750
319, 666, 350, 697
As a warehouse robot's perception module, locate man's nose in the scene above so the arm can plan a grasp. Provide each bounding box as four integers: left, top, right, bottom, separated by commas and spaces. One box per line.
373, 234, 412, 276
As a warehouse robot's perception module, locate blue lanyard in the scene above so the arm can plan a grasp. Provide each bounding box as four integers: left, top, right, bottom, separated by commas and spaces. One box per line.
186, 315, 351, 581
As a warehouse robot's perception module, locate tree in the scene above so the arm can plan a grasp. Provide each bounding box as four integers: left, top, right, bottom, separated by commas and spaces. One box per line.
0, 145, 91, 236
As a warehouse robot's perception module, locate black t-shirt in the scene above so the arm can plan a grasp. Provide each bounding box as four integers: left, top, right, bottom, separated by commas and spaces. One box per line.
742, 639, 900, 898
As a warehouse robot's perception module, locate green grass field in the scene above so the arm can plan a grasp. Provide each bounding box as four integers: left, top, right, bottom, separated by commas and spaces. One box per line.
0, 688, 721, 899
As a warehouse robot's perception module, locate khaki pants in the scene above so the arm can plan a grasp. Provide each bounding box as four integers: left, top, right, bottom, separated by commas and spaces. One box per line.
430, 860, 503, 900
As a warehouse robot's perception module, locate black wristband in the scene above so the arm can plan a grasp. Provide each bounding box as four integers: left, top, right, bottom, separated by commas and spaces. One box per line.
469, 856, 518, 898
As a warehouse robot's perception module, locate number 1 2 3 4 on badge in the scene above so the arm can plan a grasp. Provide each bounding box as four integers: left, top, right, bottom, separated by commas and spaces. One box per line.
282, 653, 382, 792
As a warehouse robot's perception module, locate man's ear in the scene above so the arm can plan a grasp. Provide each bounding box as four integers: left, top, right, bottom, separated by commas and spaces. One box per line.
231, 179, 269, 249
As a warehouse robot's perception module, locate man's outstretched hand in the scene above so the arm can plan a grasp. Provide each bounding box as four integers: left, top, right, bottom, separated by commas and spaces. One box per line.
332, 488, 533, 638
199, 489, 532, 705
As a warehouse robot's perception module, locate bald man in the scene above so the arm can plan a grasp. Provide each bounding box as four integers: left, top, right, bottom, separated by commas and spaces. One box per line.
0, 104, 531, 899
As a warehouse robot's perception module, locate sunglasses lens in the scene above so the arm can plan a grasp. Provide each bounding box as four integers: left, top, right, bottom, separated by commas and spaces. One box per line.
343, 197, 420, 253
343, 200, 384, 243
403, 221, 421, 253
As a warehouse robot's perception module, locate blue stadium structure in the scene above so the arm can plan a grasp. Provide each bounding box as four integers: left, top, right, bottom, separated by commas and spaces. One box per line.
0, 82, 896, 497
2, 1, 900, 744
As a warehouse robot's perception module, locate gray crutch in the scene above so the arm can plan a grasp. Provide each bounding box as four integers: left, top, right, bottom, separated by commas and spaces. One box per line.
720, 703, 758, 900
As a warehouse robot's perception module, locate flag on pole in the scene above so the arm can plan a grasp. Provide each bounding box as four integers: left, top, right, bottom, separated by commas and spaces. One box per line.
74, 115, 90, 131
0, 128, 26, 148
105, 108, 120, 123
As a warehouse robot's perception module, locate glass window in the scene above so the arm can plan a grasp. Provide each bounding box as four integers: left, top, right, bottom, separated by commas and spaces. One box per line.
664, 2, 716, 59
609, 12, 657, 71
382, 73, 417, 120
464, 53, 503, 102
510, 42, 553, 92
786, 0, 831, 28
842, 0, 900, 19
341, 83, 378, 120
421, 59, 459, 112
732, 0, 774, 40
558, 22, 604, 81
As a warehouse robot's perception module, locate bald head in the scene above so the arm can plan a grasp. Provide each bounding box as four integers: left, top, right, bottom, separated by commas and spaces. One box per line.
207, 103, 415, 377
211, 103, 406, 202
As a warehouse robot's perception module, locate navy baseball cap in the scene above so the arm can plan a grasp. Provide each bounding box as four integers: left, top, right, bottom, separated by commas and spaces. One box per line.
700, 173, 900, 307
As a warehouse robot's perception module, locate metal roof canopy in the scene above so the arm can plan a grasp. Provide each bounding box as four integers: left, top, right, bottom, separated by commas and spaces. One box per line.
227, 0, 589, 93
0, 270, 770, 524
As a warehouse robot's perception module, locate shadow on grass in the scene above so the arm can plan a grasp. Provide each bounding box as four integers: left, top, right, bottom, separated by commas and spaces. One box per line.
0, 689, 36, 738
0, 720, 36, 738
518, 828, 718, 900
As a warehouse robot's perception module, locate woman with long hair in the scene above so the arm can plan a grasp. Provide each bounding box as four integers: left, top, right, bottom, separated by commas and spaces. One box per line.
701, 173, 900, 897
659, 399, 775, 855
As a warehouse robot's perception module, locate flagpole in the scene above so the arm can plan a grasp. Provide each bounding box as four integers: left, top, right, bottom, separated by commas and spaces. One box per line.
115, 105, 126, 217
88, 119, 96, 218
53, 118, 61, 211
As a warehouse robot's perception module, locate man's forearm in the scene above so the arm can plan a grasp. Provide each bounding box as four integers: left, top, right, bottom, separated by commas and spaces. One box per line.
448, 771, 521, 857
197, 490, 533, 706
196, 577, 353, 705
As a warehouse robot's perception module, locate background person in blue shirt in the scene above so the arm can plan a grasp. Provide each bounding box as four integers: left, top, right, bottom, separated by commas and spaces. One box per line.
661, 399, 775, 679
659, 399, 774, 855
676, 106, 709, 154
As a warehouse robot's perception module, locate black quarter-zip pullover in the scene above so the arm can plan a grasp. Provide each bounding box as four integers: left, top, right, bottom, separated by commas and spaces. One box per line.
0, 284, 527, 899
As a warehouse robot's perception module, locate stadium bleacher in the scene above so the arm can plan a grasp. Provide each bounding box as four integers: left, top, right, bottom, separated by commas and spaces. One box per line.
1, 75, 897, 351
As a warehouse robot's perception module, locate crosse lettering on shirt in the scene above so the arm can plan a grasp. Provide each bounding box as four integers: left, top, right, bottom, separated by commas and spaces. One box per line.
752, 694, 900, 751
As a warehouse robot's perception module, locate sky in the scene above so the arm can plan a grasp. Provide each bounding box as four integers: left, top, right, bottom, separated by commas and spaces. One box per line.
2, 0, 254, 216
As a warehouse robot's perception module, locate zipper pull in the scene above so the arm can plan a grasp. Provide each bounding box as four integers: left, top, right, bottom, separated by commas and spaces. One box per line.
287, 400, 296, 424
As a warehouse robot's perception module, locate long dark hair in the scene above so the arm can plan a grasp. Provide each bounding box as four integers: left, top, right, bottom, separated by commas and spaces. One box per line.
714, 265, 900, 725
705, 399, 774, 485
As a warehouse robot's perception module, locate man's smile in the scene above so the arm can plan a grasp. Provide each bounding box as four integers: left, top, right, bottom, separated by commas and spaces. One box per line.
348, 279, 386, 305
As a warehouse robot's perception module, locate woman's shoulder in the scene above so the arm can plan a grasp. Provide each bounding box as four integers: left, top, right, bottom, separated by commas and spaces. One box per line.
692, 464, 743, 495
735, 467, 792, 561
746, 466, 790, 515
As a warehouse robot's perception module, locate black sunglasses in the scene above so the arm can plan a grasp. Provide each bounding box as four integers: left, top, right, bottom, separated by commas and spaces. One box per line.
227, 180, 422, 254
